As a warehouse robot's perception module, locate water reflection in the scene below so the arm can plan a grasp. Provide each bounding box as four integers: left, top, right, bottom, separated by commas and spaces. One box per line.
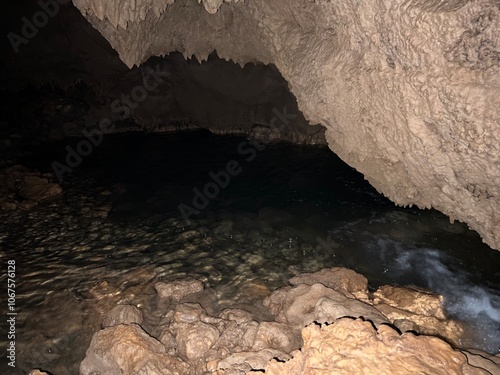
1, 132, 499, 373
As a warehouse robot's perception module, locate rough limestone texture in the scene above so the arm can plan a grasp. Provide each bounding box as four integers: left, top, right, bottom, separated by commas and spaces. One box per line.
102, 304, 144, 328
75, 269, 500, 375
373, 285, 447, 319
289, 267, 369, 300
265, 318, 494, 375
71, 0, 500, 250
264, 272, 465, 348
79, 324, 189, 375
372, 285, 464, 346
263, 283, 389, 328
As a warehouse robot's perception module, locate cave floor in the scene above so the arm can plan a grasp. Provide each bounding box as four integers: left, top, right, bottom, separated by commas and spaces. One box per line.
1, 132, 499, 373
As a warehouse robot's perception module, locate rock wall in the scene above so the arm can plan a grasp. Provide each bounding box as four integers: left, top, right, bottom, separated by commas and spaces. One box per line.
71, 0, 500, 250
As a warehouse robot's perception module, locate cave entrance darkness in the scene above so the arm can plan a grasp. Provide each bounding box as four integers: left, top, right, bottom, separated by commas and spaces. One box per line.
1, 2, 500, 373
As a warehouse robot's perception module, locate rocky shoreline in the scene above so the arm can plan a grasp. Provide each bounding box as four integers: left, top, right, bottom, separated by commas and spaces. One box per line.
29, 267, 500, 375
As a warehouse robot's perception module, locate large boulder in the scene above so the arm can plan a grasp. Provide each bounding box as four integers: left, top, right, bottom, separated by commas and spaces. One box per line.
79, 324, 189, 375
263, 283, 389, 327
265, 318, 498, 375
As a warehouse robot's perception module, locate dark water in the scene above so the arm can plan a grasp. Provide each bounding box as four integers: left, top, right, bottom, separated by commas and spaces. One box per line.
1, 131, 500, 373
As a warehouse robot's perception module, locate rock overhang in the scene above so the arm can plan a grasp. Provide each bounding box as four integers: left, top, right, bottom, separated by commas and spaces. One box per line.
71, 0, 500, 250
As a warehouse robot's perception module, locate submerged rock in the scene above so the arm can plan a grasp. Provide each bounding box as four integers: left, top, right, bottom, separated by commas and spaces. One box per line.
155, 279, 204, 303
0, 165, 62, 210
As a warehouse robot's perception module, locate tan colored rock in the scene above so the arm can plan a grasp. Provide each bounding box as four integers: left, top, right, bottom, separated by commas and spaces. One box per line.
72, 0, 500, 251
263, 283, 388, 328
80, 324, 189, 375
374, 302, 464, 347
212, 319, 260, 353
175, 321, 220, 361
373, 285, 446, 319
155, 279, 204, 302
392, 318, 420, 333
462, 349, 500, 375
171, 302, 205, 324
289, 267, 369, 299
217, 348, 291, 373
158, 326, 176, 353
29, 371, 51, 375
102, 304, 143, 328
265, 318, 497, 375
251, 322, 301, 353
219, 308, 254, 324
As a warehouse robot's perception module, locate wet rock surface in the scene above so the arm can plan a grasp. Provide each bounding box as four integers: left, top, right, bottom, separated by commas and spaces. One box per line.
1, 135, 497, 374
72, 270, 499, 375
265, 318, 495, 375
263, 283, 389, 328
288, 267, 369, 299
79, 324, 189, 375
102, 304, 144, 328
0, 165, 62, 210
373, 285, 447, 319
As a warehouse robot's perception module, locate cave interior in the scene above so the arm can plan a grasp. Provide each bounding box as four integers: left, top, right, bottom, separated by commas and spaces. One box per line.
1, 1, 500, 374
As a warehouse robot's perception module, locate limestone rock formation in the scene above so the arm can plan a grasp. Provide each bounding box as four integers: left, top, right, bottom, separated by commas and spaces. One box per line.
373, 285, 447, 319
263, 283, 389, 328
71, 0, 500, 250
264, 318, 494, 375
289, 267, 369, 300
102, 304, 144, 328
79, 324, 190, 375
372, 285, 465, 345
155, 279, 204, 302
78, 268, 500, 374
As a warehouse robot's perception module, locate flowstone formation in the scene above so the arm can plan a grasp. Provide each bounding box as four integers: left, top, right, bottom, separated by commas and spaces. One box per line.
67, 267, 499, 374
71, 0, 500, 250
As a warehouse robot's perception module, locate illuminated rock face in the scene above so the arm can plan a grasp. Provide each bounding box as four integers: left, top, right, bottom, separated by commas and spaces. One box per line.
265, 318, 495, 375
75, 269, 500, 375
72, 0, 500, 250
